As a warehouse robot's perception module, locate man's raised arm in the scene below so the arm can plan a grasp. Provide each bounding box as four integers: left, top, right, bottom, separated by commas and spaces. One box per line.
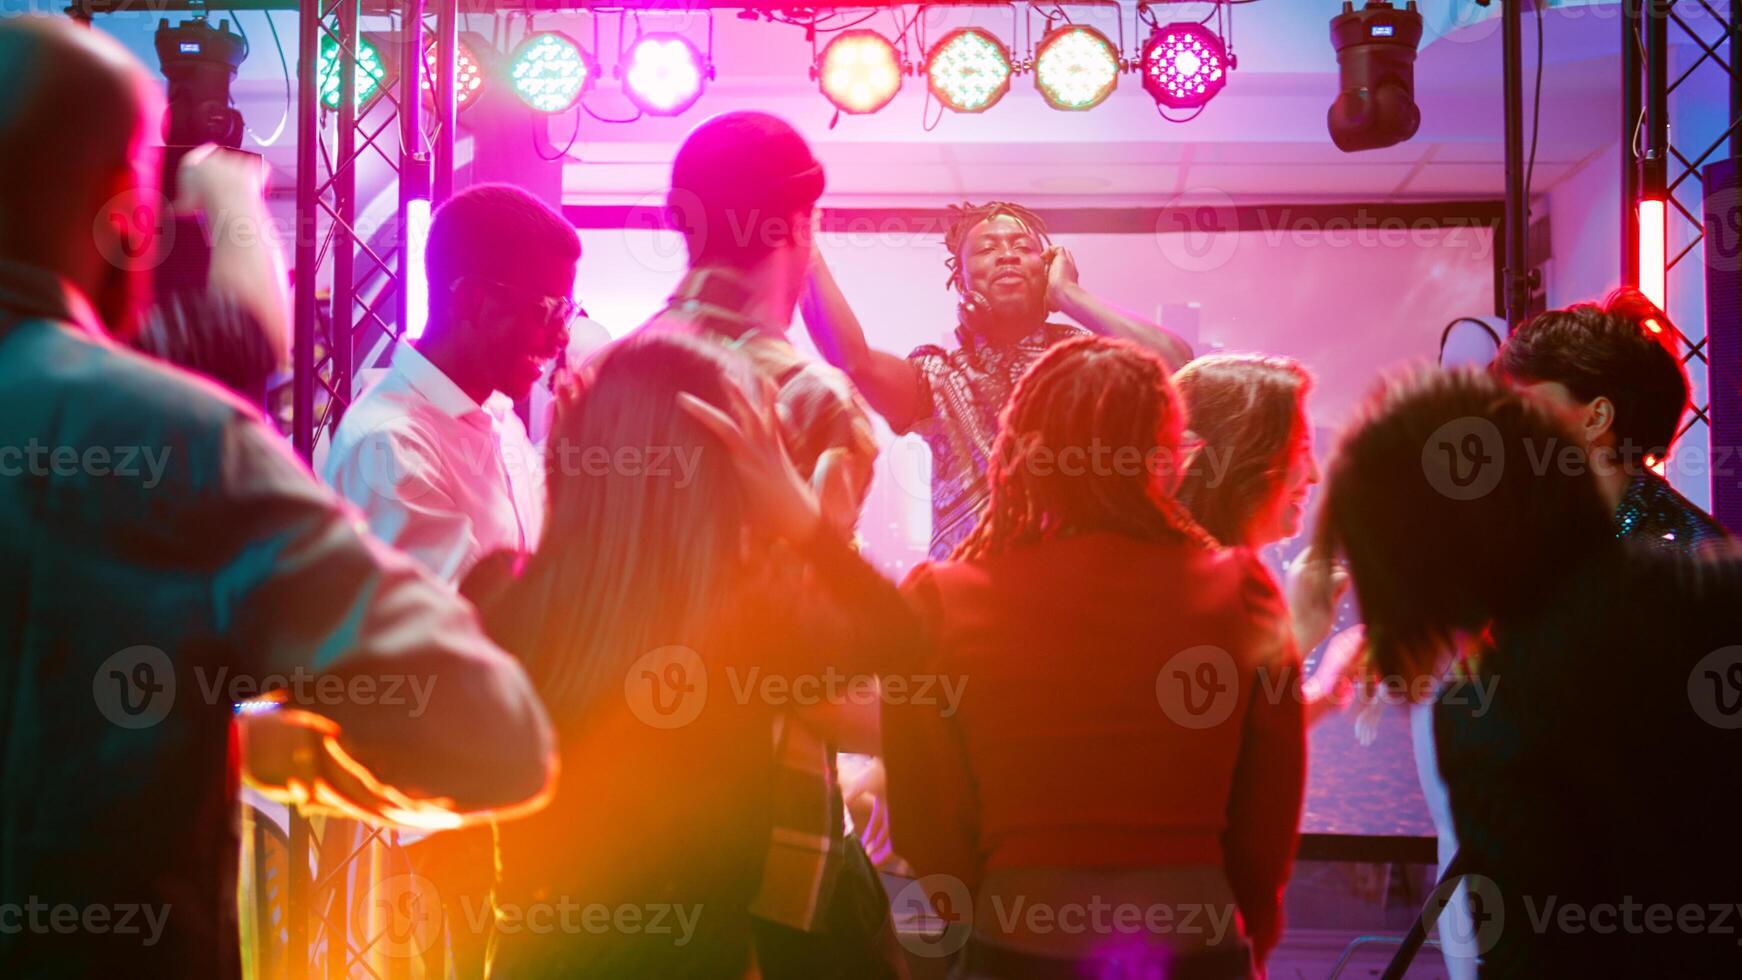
799, 248, 929, 433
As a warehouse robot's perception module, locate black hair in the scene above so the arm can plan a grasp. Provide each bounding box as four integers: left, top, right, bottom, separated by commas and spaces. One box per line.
1493, 289, 1690, 468
1316, 367, 1616, 688
426, 183, 580, 318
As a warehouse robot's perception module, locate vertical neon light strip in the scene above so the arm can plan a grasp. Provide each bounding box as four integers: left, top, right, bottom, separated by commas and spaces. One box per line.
404, 197, 432, 340
1638, 198, 1667, 311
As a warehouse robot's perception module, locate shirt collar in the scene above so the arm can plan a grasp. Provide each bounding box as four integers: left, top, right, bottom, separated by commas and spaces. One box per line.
666, 267, 777, 340
390, 339, 489, 422
0, 259, 112, 344
954, 319, 1064, 355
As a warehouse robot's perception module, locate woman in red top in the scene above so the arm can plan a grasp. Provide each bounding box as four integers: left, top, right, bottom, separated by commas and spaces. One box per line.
884, 337, 1306, 979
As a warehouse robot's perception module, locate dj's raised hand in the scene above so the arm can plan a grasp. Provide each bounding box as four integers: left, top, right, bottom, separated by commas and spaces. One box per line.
679, 382, 822, 545
1045, 246, 1081, 312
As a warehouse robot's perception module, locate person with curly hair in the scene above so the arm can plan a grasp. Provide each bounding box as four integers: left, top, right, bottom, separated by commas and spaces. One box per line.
1317, 367, 1742, 978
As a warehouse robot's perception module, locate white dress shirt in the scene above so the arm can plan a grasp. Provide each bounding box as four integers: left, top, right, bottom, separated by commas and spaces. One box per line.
323, 340, 545, 584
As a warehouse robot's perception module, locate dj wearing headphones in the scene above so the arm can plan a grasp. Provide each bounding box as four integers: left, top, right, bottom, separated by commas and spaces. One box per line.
803, 201, 1194, 561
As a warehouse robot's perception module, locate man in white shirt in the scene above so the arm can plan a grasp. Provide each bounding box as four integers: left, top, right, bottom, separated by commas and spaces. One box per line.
325, 184, 579, 583
320, 184, 579, 979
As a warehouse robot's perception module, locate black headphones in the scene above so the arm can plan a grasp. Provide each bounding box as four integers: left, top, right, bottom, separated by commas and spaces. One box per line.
1437, 316, 1504, 368
954, 287, 996, 348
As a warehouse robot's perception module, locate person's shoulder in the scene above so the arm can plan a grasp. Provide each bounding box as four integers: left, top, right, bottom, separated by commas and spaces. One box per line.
906, 341, 953, 366
134, 291, 275, 403
329, 372, 439, 452
20, 318, 258, 436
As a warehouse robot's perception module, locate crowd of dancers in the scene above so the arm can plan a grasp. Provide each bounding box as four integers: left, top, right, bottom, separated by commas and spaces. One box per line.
4, 15, 1742, 980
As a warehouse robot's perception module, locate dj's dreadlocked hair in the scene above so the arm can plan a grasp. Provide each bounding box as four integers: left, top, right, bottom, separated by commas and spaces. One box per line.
951, 336, 1218, 562
942, 201, 1053, 291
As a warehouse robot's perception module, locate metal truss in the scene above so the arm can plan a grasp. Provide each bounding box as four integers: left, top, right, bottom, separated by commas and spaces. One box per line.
276, 3, 459, 978
1626, 0, 1740, 481
287, 0, 457, 458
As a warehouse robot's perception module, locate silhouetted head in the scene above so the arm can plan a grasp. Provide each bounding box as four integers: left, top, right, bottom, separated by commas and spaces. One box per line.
1317, 367, 1614, 687
669, 112, 824, 324
0, 16, 165, 335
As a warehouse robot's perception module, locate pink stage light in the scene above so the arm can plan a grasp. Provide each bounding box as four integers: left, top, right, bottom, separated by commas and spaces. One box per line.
1142, 23, 1229, 110
625, 33, 707, 116
1638, 197, 1667, 312
404, 197, 432, 340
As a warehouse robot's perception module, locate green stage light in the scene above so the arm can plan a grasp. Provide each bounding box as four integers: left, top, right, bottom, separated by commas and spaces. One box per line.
317, 32, 388, 112
925, 28, 1011, 113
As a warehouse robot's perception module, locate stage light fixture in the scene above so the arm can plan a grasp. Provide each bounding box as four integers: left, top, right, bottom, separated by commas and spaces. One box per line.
155, 18, 248, 148
624, 33, 708, 116
1034, 26, 1120, 111
818, 30, 903, 115
1141, 23, 1228, 111
424, 37, 487, 111
317, 32, 389, 112
1327, 0, 1424, 152
925, 28, 1012, 114
509, 32, 596, 114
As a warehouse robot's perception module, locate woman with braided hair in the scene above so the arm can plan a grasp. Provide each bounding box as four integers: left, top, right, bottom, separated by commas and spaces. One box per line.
883, 336, 1305, 979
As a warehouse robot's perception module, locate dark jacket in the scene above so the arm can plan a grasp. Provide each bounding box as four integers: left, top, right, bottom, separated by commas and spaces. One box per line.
1435, 541, 1742, 978
0, 263, 553, 978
